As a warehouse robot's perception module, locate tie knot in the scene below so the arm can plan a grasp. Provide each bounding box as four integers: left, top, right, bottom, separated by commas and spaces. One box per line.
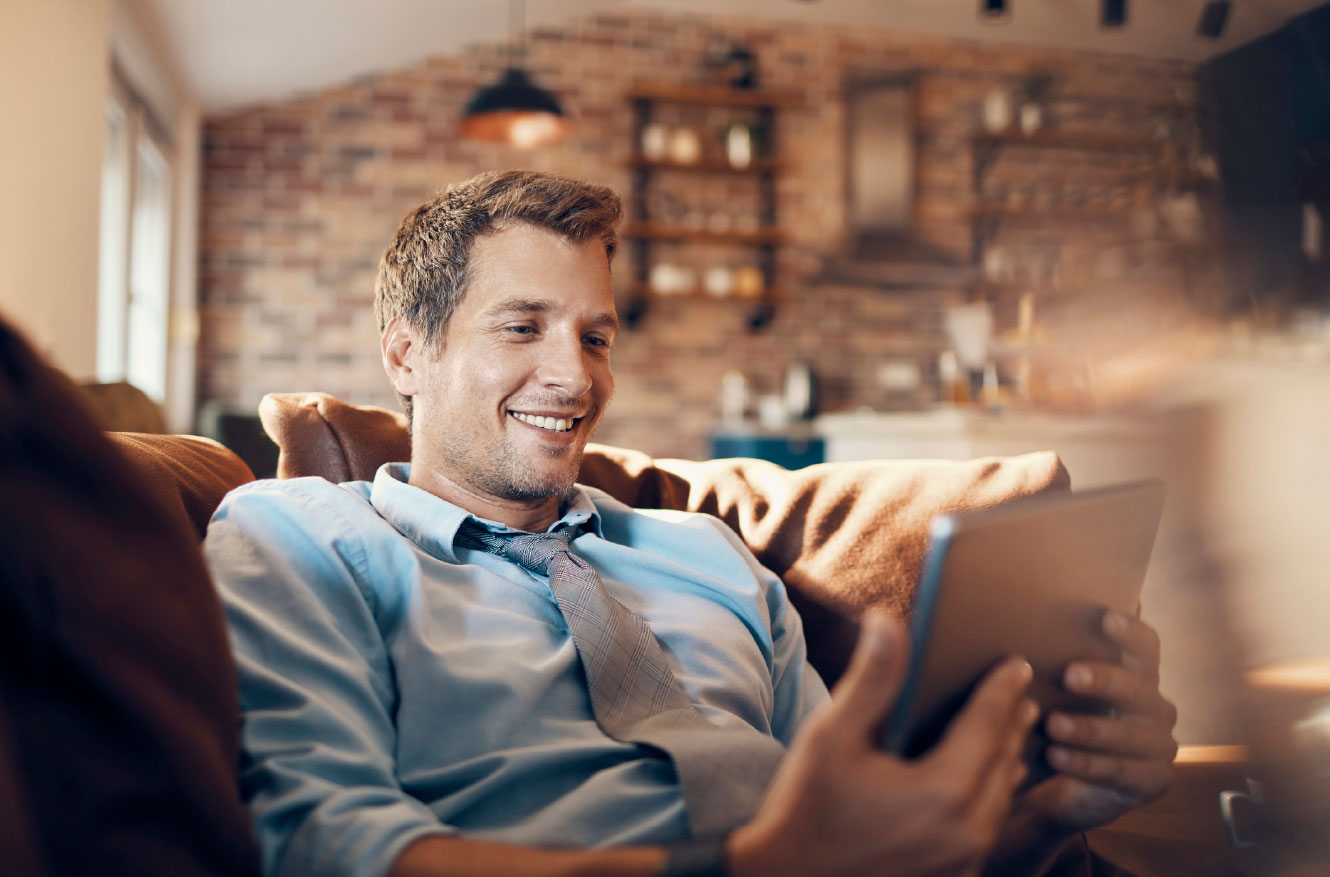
455, 521, 572, 576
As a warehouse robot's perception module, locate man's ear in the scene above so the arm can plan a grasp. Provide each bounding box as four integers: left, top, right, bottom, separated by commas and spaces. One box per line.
381, 317, 423, 397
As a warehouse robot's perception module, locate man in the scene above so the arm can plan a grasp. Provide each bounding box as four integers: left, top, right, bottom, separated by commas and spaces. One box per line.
206, 170, 1177, 876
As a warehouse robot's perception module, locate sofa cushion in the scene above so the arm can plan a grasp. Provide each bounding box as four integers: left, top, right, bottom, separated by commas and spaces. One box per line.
259, 391, 410, 482
259, 392, 1069, 682
0, 314, 260, 876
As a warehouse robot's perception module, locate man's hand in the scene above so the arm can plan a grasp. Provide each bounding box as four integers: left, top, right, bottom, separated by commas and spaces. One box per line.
1022, 609, 1178, 834
729, 610, 1039, 877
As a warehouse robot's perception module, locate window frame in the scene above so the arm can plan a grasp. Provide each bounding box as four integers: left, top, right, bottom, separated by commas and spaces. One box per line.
95, 64, 176, 402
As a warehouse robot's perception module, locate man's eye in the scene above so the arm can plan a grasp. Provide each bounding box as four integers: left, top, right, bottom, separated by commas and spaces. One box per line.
583, 335, 612, 348
505, 325, 537, 336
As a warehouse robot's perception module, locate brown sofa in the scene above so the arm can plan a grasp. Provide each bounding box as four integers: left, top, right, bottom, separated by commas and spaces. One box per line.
0, 314, 1255, 875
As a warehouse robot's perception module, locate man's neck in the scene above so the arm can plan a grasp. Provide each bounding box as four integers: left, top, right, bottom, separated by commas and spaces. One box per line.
406, 461, 563, 533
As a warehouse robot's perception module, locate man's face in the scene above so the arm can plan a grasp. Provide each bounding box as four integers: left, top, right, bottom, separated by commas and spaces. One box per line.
407, 223, 617, 503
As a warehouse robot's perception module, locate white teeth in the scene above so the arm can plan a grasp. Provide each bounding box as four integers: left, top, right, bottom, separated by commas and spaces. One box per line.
511, 412, 575, 433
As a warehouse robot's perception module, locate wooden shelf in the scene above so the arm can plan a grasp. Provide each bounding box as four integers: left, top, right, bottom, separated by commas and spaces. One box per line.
626, 153, 781, 174
971, 202, 1143, 220
973, 130, 1158, 153
972, 279, 1102, 298
628, 82, 798, 109
623, 222, 784, 245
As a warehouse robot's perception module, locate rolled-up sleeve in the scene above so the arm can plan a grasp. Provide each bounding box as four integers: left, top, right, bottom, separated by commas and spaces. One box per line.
206, 480, 451, 877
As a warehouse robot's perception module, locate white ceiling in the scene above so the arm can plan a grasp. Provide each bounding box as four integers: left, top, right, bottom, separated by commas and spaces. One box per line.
147, 0, 1327, 112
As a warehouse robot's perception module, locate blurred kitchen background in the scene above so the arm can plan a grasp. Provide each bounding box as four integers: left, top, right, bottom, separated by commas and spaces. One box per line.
3, 0, 1329, 752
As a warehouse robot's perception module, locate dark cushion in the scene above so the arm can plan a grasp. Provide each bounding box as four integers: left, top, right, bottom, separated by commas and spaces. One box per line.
0, 314, 259, 876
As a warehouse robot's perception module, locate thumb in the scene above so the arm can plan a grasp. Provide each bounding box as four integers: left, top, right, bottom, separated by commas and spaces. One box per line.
827, 609, 909, 743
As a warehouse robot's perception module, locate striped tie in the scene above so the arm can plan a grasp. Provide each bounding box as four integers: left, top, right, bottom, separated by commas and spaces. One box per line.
455, 520, 786, 838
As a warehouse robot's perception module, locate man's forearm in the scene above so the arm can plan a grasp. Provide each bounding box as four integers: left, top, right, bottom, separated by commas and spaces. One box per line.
391, 835, 666, 877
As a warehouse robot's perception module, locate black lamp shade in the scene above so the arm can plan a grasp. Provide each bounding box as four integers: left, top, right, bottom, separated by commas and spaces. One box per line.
460, 68, 569, 147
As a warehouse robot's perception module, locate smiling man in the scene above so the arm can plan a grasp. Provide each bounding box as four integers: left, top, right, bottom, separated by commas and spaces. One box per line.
205, 171, 1176, 877
379, 210, 618, 530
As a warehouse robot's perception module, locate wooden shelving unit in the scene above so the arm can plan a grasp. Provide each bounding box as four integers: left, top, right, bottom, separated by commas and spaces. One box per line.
624, 82, 794, 329
970, 126, 1162, 266
972, 130, 1157, 153
970, 203, 1143, 221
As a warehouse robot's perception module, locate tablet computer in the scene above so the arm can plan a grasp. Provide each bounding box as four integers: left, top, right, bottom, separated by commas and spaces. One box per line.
878, 479, 1166, 788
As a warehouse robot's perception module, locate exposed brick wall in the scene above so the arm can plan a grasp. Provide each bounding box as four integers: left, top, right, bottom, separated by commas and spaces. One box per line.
200, 12, 1198, 459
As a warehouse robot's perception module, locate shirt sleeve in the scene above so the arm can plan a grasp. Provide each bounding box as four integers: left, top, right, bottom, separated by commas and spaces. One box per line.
759, 556, 831, 746
693, 514, 830, 745
205, 480, 452, 877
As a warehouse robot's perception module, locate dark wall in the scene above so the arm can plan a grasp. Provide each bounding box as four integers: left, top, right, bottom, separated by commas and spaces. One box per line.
1199, 3, 1330, 309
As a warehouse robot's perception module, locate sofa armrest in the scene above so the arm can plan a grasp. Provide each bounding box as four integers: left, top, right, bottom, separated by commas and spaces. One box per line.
108, 433, 254, 539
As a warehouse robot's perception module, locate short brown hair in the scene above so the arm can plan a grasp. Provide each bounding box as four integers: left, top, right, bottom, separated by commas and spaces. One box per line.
374, 170, 622, 420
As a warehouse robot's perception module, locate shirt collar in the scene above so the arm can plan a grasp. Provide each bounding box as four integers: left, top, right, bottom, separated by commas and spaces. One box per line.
368, 463, 605, 562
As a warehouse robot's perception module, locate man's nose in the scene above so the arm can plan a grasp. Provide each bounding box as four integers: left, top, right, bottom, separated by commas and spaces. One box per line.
536, 333, 594, 397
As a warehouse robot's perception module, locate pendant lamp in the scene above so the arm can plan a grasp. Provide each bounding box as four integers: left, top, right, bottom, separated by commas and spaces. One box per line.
460, 0, 569, 148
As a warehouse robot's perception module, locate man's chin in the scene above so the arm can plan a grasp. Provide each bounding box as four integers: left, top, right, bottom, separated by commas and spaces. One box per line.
492, 456, 583, 502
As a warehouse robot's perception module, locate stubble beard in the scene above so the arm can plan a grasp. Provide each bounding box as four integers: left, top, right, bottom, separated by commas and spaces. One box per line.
487, 442, 584, 502
448, 409, 598, 504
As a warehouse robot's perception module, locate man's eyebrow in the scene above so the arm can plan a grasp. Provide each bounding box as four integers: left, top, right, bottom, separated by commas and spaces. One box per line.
483, 298, 619, 333
588, 312, 620, 333
483, 298, 550, 318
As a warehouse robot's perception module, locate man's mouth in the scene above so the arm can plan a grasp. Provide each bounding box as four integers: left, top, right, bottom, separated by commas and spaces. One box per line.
509, 411, 582, 433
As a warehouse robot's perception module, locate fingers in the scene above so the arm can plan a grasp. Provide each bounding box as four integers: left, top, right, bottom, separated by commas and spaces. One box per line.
1063, 660, 1177, 722
924, 662, 1038, 855
1045, 711, 1178, 760
1101, 610, 1161, 684
1044, 745, 1174, 800
970, 695, 1039, 809
931, 658, 1035, 776
827, 609, 910, 742
1046, 615, 1178, 807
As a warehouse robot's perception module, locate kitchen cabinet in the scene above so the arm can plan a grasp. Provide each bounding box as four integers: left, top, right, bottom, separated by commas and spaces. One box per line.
968, 128, 1165, 297
709, 430, 825, 469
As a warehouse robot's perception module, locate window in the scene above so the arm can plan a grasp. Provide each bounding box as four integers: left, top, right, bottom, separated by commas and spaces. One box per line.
96, 69, 173, 402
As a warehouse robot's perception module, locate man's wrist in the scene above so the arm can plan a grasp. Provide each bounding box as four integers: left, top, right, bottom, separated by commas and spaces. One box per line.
723, 823, 783, 877
984, 801, 1080, 876
660, 834, 730, 877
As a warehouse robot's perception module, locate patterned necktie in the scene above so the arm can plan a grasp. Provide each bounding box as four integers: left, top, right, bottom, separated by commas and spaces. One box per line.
455, 519, 786, 838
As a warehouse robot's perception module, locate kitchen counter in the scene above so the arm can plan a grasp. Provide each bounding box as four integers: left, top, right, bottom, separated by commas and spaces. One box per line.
814, 408, 1163, 489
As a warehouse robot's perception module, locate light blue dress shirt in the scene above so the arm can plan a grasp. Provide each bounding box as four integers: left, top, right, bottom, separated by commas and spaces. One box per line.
205, 463, 829, 877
